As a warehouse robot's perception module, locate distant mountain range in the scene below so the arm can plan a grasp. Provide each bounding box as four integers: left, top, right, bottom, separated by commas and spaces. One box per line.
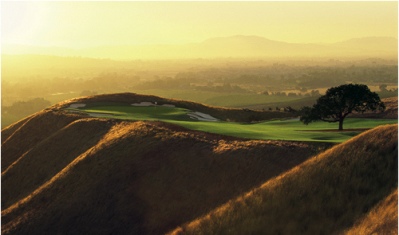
2, 35, 397, 60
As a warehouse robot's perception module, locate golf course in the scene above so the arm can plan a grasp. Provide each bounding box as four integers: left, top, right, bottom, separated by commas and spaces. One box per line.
67, 102, 397, 143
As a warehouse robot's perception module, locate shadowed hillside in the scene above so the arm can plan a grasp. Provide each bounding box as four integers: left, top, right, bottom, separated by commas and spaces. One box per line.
345, 189, 398, 235
1, 106, 327, 234
2, 94, 396, 235
1, 110, 85, 171
168, 124, 398, 234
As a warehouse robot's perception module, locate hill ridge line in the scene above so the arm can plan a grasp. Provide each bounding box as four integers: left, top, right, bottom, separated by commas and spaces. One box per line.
2, 120, 134, 216
2, 118, 101, 177
1, 114, 36, 146
167, 124, 398, 234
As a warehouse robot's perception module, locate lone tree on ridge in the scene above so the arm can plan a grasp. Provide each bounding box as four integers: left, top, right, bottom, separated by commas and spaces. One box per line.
299, 84, 385, 130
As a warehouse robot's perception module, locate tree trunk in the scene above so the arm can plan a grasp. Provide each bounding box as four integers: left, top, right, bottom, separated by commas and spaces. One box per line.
338, 119, 344, 131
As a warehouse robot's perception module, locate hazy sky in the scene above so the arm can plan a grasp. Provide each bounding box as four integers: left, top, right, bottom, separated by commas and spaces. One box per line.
2, 1, 398, 48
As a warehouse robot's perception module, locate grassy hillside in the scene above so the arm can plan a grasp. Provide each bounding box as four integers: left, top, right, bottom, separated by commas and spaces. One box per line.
2, 112, 328, 234
1, 110, 84, 171
168, 124, 398, 235
54, 92, 294, 123
344, 189, 398, 235
2, 93, 396, 234
66, 101, 397, 143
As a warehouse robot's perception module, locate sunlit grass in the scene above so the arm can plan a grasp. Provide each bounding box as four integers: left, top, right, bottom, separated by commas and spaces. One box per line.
344, 189, 398, 235
2, 115, 327, 234
82, 105, 191, 121
71, 104, 397, 143
167, 124, 398, 235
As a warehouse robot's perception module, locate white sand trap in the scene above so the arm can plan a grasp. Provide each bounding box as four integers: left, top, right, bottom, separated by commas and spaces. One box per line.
131, 102, 155, 107
188, 112, 219, 122
69, 103, 86, 108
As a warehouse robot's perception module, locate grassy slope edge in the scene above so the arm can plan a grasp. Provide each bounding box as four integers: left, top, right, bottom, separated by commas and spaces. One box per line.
1, 116, 328, 235
53, 92, 294, 122
168, 124, 398, 235
345, 189, 398, 235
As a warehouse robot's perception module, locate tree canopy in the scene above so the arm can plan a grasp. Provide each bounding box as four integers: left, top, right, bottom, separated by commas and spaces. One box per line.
300, 84, 385, 130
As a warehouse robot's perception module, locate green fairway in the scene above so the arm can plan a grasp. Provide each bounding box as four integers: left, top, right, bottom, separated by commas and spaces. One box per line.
171, 118, 397, 143
70, 104, 397, 143
79, 105, 193, 121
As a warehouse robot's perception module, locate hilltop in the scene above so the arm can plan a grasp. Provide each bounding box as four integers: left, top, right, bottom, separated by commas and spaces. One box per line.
53, 93, 397, 142
52, 92, 294, 123
1, 94, 397, 234
2, 106, 328, 234
167, 124, 398, 234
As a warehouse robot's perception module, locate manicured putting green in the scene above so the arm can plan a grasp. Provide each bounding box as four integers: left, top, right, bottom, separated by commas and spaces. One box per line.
71, 105, 397, 143
81, 105, 192, 121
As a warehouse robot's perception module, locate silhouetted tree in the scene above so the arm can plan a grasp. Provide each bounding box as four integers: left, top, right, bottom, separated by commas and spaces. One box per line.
300, 84, 385, 130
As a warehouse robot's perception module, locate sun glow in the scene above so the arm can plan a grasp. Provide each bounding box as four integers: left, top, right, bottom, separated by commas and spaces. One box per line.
1, 1, 397, 49
1, 2, 52, 46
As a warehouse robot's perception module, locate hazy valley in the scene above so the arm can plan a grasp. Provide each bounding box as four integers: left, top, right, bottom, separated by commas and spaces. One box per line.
2, 39, 398, 128
2, 43, 398, 233
3, 35, 398, 60
3, 1, 399, 233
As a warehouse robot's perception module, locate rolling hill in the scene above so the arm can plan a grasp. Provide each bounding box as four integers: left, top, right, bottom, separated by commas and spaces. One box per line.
1, 93, 397, 234
345, 189, 398, 235
1, 100, 329, 234
167, 124, 398, 234
54, 92, 295, 123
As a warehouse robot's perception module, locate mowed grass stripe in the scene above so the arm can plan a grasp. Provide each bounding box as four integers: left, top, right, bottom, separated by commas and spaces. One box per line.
72, 105, 397, 143
80, 105, 192, 121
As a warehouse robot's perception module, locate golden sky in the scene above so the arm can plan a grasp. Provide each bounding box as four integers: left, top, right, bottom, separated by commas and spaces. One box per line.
1, 1, 398, 48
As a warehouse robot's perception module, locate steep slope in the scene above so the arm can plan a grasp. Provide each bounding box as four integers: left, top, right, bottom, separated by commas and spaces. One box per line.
1, 110, 85, 171
344, 189, 398, 235
1, 109, 327, 234
168, 124, 398, 234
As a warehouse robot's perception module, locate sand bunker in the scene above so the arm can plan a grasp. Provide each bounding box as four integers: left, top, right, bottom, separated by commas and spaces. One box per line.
188, 112, 219, 122
69, 103, 86, 109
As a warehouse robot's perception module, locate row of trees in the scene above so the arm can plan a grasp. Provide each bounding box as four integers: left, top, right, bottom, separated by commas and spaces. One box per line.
261, 90, 321, 97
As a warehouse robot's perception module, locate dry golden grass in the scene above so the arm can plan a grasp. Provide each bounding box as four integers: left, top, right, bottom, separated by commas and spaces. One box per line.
1, 110, 84, 171
168, 124, 398, 235
345, 189, 398, 235
1, 108, 327, 234
3, 93, 395, 235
